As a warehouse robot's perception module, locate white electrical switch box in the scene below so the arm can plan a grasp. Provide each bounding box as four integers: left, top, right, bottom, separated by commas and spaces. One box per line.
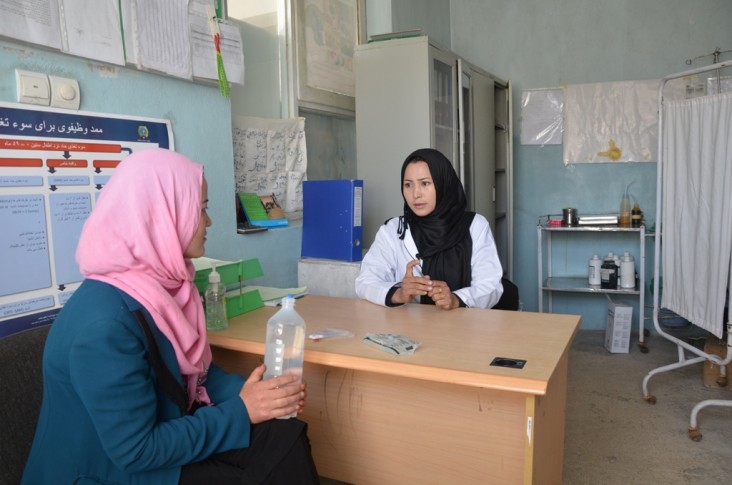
49, 75, 81, 110
15, 69, 50, 106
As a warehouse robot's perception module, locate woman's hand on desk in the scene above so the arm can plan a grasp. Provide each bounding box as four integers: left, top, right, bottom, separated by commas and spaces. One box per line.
391, 259, 433, 304
391, 259, 459, 310
427, 280, 459, 310
239, 364, 307, 423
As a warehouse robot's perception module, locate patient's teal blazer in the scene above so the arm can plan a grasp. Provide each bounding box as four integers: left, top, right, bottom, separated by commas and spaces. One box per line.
22, 279, 249, 484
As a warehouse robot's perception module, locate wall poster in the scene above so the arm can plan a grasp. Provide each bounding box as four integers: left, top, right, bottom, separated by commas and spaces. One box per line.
0, 102, 173, 337
232, 115, 307, 218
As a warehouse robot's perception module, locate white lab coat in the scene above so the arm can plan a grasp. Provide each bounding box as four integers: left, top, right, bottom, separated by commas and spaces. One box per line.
355, 215, 503, 308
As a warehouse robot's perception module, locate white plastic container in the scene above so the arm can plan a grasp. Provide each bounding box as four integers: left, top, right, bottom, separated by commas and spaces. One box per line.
204, 263, 228, 331
263, 295, 305, 419
620, 252, 636, 289
588, 254, 602, 286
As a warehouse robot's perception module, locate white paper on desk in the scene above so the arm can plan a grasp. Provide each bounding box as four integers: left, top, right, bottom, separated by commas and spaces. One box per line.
59, 0, 125, 66
224, 286, 308, 307
135, 0, 192, 79
245, 286, 308, 306
190, 15, 245, 85
0, 0, 63, 49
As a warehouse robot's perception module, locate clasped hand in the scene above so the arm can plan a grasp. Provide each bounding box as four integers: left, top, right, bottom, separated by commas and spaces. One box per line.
392, 259, 458, 310
239, 364, 306, 423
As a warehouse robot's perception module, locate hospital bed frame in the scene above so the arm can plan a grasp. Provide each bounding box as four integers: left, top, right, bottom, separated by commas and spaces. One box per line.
642, 59, 732, 441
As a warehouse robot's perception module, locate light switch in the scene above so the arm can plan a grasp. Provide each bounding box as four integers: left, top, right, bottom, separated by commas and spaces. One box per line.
15, 69, 50, 106
49, 75, 81, 110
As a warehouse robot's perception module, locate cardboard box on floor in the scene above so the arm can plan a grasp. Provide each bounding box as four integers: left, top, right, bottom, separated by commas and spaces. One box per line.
703, 339, 732, 390
605, 300, 632, 353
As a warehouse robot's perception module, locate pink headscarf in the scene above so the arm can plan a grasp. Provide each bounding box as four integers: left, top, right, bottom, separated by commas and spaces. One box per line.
76, 148, 212, 408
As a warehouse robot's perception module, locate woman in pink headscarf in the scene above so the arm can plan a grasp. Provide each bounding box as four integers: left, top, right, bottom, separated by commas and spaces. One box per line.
22, 148, 320, 484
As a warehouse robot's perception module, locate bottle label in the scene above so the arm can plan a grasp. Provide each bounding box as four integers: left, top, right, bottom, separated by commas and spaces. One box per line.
600, 263, 618, 289
631, 213, 642, 227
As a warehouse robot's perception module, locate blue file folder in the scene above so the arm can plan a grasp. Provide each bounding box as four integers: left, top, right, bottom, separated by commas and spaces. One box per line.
301, 180, 364, 262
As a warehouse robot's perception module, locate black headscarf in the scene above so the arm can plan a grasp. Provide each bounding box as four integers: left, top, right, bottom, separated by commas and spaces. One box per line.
399, 148, 475, 304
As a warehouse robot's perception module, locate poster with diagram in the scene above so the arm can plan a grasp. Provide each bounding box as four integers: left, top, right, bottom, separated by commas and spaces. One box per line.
0, 102, 173, 337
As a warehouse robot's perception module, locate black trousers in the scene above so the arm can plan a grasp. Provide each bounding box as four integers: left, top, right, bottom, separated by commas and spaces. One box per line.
179, 418, 320, 485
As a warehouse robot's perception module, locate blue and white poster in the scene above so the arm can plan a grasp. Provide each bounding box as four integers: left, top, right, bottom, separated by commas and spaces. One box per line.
0, 102, 173, 337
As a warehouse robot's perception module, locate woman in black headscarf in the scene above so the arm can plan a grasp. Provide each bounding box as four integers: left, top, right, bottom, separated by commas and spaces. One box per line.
356, 148, 505, 310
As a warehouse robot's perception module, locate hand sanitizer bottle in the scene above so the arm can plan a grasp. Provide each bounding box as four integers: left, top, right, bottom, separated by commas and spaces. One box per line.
205, 263, 228, 331
264, 294, 305, 419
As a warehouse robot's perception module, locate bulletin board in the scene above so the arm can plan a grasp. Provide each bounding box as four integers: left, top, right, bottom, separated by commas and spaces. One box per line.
0, 102, 173, 337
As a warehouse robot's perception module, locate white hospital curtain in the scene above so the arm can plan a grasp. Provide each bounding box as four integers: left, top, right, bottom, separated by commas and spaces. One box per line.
661, 92, 732, 338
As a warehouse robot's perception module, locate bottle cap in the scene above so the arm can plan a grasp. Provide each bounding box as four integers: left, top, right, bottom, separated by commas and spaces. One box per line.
208, 262, 221, 283
281, 294, 295, 307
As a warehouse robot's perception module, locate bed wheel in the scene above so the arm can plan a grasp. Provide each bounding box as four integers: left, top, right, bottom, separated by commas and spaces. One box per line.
688, 428, 703, 441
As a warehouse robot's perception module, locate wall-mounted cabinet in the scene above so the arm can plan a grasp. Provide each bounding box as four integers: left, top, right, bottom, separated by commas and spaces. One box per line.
355, 35, 513, 276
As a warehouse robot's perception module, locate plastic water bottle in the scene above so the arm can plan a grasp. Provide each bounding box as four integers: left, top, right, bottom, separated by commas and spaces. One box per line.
205, 263, 228, 331
264, 294, 305, 419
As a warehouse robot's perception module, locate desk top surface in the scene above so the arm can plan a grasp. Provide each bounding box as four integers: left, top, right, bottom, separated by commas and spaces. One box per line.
208, 295, 581, 395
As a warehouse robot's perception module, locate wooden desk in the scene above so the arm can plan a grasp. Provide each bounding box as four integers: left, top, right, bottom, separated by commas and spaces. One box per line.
209, 295, 580, 484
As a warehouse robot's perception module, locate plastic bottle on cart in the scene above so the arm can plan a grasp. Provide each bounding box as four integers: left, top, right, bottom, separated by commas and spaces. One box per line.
588, 254, 602, 286
631, 197, 643, 228
619, 183, 632, 227
600, 253, 618, 289
263, 294, 305, 419
205, 263, 228, 331
620, 252, 636, 289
